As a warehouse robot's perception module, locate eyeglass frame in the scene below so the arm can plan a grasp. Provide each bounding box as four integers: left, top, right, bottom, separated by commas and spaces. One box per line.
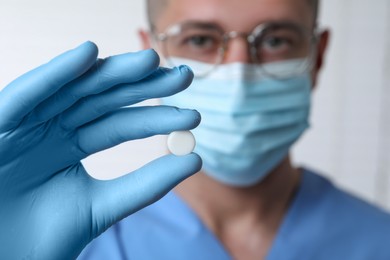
152, 21, 322, 78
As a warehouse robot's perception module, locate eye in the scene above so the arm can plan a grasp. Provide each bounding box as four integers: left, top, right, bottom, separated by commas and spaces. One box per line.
184, 35, 218, 50
261, 36, 291, 51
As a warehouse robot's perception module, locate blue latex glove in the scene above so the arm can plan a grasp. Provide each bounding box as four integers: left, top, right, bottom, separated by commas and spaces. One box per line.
0, 41, 202, 259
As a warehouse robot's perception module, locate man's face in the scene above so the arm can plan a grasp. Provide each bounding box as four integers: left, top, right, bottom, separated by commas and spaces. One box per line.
141, 0, 328, 84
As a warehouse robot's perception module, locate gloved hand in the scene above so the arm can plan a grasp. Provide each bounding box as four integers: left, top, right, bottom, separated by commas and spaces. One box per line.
0, 41, 202, 260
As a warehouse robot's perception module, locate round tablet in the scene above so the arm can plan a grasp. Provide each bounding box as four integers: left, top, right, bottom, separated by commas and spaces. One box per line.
167, 131, 196, 156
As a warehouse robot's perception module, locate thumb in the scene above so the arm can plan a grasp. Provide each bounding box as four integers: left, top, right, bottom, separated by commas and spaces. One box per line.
89, 153, 202, 236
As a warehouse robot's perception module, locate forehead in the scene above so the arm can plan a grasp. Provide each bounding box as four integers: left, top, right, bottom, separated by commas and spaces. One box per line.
155, 0, 313, 32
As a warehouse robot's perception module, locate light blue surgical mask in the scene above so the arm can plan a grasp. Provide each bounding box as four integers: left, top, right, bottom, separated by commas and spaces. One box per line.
162, 58, 312, 187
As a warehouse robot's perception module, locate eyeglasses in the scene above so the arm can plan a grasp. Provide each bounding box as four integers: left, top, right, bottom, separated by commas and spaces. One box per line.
154, 21, 319, 78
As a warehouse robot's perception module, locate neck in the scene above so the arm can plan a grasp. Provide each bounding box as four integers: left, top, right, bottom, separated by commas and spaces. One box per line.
174, 156, 301, 240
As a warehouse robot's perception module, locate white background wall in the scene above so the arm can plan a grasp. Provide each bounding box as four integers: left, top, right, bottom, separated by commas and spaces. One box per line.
0, 1, 389, 210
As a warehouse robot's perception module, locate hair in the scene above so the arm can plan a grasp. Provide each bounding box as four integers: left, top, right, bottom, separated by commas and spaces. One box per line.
146, 0, 319, 29
146, 0, 168, 30
308, 0, 320, 24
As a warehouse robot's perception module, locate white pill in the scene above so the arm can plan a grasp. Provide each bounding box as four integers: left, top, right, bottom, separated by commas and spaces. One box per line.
167, 131, 196, 156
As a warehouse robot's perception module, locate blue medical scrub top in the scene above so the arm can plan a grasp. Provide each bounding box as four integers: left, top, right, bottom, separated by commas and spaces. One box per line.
78, 169, 390, 260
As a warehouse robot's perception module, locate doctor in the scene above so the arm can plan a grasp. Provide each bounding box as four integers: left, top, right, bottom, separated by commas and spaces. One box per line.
80, 0, 390, 259
1, 0, 390, 259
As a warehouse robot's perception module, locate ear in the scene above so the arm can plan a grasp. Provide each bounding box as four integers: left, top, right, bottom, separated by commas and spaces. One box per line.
312, 29, 330, 88
138, 29, 153, 50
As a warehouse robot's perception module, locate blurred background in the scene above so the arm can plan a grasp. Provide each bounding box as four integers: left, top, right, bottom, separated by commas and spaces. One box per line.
0, 0, 389, 210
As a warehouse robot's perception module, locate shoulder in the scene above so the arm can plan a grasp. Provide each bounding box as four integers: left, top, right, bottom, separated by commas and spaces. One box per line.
289, 169, 390, 259
300, 169, 390, 227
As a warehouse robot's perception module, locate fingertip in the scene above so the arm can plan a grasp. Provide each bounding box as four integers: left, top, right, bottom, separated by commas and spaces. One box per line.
179, 108, 201, 129
150, 65, 193, 94
140, 48, 160, 70
79, 40, 97, 50
111, 49, 160, 81
154, 65, 194, 88
164, 153, 202, 178
49, 41, 99, 71
177, 153, 203, 176
188, 152, 203, 171
193, 110, 202, 127
178, 65, 194, 78
73, 41, 99, 60
177, 65, 194, 89
160, 106, 201, 130
82, 41, 99, 56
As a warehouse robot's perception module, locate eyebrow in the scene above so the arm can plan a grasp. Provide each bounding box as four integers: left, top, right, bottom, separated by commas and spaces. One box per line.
178, 20, 225, 30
